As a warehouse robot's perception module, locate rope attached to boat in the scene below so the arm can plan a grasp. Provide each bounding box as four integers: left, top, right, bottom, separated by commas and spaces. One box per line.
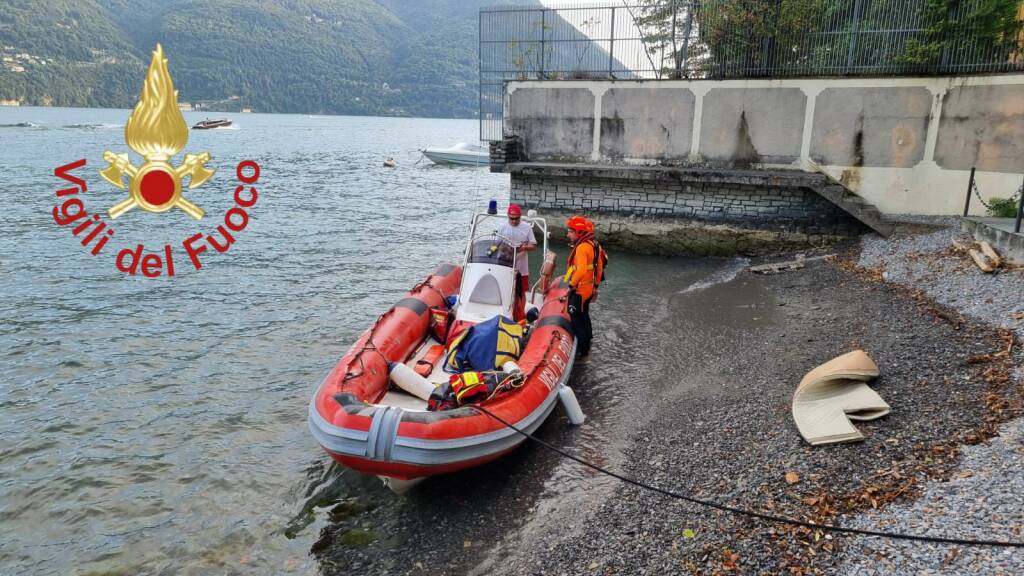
344, 278, 446, 382
412, 277, 447, 304
343, 309, 394, 382
471, 405, 1024, 549
523, 331, 563, 383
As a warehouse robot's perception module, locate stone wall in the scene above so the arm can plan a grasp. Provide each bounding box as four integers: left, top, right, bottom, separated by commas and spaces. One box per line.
511, 171, 866, 255
513, 173, 858, 232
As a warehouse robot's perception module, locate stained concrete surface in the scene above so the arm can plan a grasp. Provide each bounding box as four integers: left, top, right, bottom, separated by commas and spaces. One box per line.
599, 88, 694, 160
507, 87, 595, 161
699, 87, 806, 165
934, 84, 1024, 173
811, 87, 931, 168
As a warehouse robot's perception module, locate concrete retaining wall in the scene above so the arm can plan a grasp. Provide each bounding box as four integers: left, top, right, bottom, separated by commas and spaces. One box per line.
504, 75, 1024, 215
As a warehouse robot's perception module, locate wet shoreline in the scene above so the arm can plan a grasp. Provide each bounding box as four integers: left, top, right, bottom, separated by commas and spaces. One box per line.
314, 224, 1022, 574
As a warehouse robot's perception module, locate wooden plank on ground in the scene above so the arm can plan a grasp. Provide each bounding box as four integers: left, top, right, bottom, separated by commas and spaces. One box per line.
979, 241, 1002, 268
969, 249, 995, 273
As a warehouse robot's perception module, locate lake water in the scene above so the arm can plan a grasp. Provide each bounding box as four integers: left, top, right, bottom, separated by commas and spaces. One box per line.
0, 108, 515, 575
0, 107, 747, 575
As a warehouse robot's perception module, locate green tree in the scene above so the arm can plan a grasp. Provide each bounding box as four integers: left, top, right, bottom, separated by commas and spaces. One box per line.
634, 0, 1022, 76
897, 0, 1021, 66
635, 0, 827, 78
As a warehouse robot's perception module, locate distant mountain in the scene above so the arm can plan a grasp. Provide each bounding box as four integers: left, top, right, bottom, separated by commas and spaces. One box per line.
0, 1, 143, 108
0, 0, 527, 117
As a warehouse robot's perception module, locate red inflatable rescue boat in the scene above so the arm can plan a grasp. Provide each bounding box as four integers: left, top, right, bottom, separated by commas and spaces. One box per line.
308, 211, 579, 491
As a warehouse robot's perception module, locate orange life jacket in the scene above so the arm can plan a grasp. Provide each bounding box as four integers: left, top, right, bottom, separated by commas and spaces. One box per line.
563, 236, 607, 298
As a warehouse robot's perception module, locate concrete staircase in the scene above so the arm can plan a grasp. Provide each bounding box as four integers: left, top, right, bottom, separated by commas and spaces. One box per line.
809, 182, 894, 237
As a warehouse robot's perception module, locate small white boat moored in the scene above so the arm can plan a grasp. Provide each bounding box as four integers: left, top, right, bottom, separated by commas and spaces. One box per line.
421, 142, 489, 166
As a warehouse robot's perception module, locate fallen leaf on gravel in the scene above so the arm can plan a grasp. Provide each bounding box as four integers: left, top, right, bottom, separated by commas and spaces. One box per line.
802, 496, 819, 506
683, 528, 696, 539
785, 471, 800, 484
588, 561, 599, 570
1011, 312, 1024, 321
956, 470, 975, 478
721, 551, 739, 571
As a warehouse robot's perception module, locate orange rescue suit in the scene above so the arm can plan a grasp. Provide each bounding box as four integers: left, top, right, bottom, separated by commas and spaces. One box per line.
564, 240, 596, 300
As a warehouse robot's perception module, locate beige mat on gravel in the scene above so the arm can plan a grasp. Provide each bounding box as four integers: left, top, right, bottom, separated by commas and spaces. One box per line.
792, 350, 890, 445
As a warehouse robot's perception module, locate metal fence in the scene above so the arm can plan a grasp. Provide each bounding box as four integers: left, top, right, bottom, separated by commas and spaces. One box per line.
480, 0, 1024, 140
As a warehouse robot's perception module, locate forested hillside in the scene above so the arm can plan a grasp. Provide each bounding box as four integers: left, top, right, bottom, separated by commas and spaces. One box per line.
0, 0, 516, 117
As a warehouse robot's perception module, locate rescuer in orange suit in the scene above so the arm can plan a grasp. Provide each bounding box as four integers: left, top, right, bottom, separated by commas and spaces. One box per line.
564, 215, 598, 364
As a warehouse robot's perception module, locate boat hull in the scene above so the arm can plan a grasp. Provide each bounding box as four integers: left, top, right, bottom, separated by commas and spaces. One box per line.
192, 120, 232, 130
421, 150, 489, 166
308, 266, 576, 481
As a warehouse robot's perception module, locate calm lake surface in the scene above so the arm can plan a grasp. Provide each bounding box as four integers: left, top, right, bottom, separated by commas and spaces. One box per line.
0, 108, 750, 575
0, 108, 513, 575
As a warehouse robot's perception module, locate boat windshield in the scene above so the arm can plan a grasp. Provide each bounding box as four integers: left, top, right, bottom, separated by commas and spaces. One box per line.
468, 236, 515, 267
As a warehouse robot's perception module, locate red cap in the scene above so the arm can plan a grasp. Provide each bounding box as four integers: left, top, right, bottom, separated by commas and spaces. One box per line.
507, 204, 522, 216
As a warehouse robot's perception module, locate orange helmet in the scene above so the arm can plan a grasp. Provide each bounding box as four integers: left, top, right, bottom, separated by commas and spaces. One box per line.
566, 215, 590, 232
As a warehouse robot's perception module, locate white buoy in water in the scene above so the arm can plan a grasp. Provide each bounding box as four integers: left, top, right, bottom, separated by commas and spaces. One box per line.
388, 362, 434, 401
558, 385, 585, 425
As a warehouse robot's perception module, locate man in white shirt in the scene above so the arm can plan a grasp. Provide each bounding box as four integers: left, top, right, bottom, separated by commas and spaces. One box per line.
496, 203, 537, 320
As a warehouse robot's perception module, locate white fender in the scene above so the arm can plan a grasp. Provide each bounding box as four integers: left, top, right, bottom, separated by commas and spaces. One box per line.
558, 385, 585, 425
389, 362, 435, 401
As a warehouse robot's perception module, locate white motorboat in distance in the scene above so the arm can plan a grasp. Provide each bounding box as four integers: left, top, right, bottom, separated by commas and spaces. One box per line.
421, 142, 489, 166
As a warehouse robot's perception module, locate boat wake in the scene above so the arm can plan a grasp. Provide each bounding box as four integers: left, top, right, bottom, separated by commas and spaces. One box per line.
61, 123, 124, 130
0, 122, 40, 128
677, 257, 750, 294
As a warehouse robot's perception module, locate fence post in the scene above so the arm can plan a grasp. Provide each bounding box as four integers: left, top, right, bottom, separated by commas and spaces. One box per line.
847, 0, 863, 72
761, 36, 771, 75
670, 0, 678, 77
963, 167, 975, 217
1016, 176, 1023, 233
479, 9, 484, 141
540, 9, 546, 77
680, 1, 694, 77
609, 7, 616, 77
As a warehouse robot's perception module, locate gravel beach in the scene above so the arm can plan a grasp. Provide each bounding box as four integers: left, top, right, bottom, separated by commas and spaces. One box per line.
834, 219, 1024, 575
316, 221, 1022, 575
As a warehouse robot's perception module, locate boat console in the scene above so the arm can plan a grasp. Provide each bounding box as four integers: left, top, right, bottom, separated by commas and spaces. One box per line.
454, 211, 549, 324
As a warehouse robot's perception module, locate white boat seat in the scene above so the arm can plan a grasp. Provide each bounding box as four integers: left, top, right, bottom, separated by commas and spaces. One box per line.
468, 273, 503, 306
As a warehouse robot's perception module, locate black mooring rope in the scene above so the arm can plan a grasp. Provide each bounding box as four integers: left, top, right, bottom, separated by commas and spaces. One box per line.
471, 405, 1024, 548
